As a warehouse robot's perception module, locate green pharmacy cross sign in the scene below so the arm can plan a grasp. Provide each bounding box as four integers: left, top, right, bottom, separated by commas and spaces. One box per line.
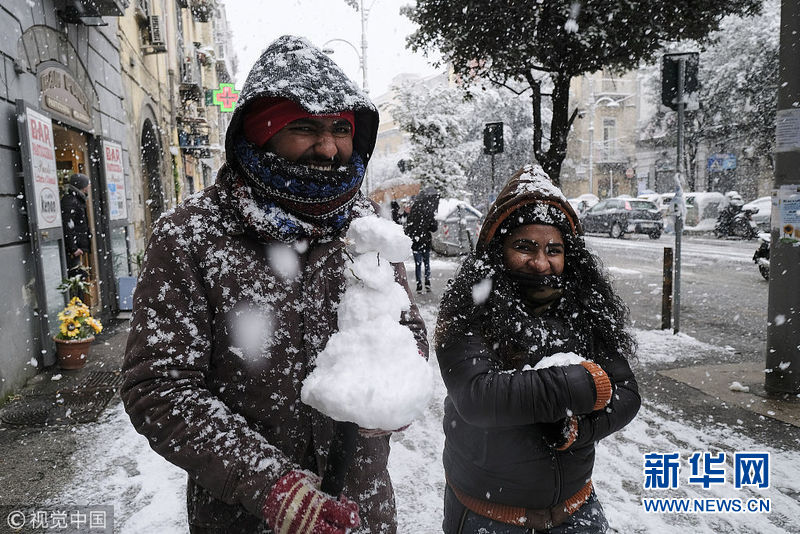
212, 83, 240, 112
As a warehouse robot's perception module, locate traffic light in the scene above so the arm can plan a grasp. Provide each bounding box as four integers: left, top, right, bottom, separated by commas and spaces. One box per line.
483, 122, 504, 154
662, 52, 699, 111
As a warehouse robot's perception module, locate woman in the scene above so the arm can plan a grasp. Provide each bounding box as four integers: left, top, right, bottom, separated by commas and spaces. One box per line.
435, 164, 640, 533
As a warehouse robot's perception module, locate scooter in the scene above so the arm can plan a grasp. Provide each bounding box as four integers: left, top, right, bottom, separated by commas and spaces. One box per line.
714, 205, 759, 239
753, 233, 770, 280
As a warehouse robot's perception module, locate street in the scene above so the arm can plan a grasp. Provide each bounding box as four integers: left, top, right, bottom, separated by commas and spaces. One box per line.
584, 234, 768, 357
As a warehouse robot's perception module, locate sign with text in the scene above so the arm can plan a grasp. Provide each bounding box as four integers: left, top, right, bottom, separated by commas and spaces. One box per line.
23, 107, 61, 229
102, 140, 127, 221
707, 153, 737, 173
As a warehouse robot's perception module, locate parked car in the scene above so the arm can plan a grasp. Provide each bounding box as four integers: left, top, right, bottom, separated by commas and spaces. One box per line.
580, 197, 663, 239
683, 191, 726, 232
743, 196, 772, 232
431, 199, 483, 256
568, 193, 599, 216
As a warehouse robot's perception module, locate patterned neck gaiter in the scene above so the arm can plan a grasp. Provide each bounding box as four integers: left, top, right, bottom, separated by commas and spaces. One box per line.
231, 137, 367, 242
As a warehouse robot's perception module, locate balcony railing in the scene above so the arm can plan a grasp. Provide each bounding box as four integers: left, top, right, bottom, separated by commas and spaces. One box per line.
593, 141, 627, 163
180, 57, 203, 100
178, 131, 211, 158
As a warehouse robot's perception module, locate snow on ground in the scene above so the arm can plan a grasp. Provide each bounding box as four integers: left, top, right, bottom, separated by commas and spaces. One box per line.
607, 266, 642, 276
59, 258, 800, 533
634, 328, 729, 365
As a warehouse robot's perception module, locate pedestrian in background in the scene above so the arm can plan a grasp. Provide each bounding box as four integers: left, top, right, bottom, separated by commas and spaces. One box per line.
60, 173, 91, 277
404, 186, 439, 293
435, 164, 640, 533
122, 35, 427, 534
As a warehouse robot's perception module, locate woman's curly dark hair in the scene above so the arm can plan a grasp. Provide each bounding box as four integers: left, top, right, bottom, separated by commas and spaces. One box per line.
435, 230, 637, 364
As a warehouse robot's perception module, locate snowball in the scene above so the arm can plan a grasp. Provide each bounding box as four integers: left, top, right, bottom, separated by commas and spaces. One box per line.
230, 305, 275, 362
471, 278, 493, 305
729, 381, 750, 392
533, 352, 586, 370
301, 317, 432, 430
346, 215, 412, 262
268, 244, 300, 280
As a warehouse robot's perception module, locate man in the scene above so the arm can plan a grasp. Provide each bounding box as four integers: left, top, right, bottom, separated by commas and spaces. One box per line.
404, 187, 439, 293
60, 173, 91, 275
122, 36, 427, 534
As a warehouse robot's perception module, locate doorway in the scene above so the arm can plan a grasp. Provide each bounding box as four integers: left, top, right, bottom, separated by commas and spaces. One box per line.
53, 124, 102, 312
141, 119, 164, 234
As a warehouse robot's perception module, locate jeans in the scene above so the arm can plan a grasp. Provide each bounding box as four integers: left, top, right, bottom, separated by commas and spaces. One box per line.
413, 249, 431, 286
442, 485, 609, 534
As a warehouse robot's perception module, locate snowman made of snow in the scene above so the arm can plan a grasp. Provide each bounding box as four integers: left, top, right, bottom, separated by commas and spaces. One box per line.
302, 215, 433, 431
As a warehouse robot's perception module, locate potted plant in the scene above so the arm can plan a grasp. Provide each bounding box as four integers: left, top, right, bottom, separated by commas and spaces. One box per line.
53, 297, 103, 369
57, 272, 91, 302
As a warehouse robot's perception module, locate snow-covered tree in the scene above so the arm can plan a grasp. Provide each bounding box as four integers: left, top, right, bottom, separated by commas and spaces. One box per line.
388, 81, 536, 204
388, 83, 473, 197
404, 0, 763, 185
641, 0, 779, 194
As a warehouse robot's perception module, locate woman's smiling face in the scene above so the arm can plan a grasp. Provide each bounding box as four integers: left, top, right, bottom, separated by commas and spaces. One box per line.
502, 224, 565, 276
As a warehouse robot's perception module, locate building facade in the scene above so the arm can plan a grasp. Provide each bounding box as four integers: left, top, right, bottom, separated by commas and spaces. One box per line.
0, 0, 235, 399
562, 70, 643, 200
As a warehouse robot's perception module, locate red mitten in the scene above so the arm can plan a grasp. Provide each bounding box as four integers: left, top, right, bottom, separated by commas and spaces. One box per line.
263, 470, 360, 534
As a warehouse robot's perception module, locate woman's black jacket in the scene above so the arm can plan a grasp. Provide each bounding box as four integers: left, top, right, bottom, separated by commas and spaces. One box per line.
437, 314, 640, 509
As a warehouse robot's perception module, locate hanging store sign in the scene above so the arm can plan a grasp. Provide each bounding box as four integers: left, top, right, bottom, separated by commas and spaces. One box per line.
22, 106, 62, 230
102, 140, 127, 221
212, 83, 240, 112
39, 67, 92, 128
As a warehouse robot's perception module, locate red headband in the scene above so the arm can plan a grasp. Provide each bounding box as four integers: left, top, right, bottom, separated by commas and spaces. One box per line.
242, 98, 356, 147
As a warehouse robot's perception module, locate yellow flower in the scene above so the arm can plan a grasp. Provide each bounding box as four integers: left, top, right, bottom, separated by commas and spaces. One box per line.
60, 319, 81, 338
74, 305, 90, 318
87, 317, 103, 334
69, 297, 84, 307
58, 308, 76, 322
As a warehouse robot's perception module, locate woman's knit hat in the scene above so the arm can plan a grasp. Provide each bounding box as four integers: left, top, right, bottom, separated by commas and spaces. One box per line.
477, 164, 582, 252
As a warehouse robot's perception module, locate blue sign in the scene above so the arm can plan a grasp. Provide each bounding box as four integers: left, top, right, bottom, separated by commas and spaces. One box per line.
707, 153, 737, 172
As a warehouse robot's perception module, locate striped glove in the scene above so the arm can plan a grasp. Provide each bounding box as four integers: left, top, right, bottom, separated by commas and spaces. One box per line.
263, 470, 360, 534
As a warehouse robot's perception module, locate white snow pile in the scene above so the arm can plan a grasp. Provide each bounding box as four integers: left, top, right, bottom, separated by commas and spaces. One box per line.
729, 381, 750, 392
532, 352, 586, 370
301, 215, 433, 430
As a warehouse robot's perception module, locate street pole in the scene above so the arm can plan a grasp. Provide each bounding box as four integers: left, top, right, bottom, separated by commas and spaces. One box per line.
490, 153, 495, 203
765, 0, 800, 394
673, 58, 686, 334
609, 169, 614, 197
588, 77, 594, 196
359, 0, 369, 94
